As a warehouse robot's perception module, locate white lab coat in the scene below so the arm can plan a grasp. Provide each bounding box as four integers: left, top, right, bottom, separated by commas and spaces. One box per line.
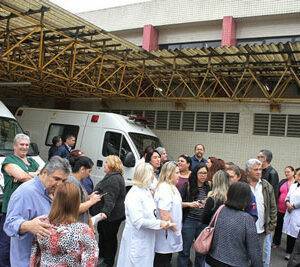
154, 182, 183, 253
283, 183, 300, 238
116, 185, 161, 267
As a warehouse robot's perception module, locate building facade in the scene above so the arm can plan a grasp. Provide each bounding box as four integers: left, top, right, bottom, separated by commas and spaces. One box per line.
75, 0, 300, 175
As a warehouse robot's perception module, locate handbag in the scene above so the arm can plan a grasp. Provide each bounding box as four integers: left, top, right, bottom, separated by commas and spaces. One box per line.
194, 204, 224, 254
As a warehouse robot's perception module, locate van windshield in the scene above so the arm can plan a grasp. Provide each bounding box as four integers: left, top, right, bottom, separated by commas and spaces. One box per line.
0, 117, 23, 155
129, 132, 162, 158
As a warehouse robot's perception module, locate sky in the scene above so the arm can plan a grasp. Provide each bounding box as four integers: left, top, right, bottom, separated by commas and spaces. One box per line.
49, 0, 151, 13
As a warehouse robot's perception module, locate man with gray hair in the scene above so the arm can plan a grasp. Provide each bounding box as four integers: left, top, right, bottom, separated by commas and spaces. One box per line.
246, 158, 277, 267
4, 156, 70, 267
0, 133, 40, 266
257, 149, 279, 199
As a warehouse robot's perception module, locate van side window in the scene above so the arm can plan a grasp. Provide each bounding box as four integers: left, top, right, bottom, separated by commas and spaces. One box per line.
46, 123, 79, 146
0, 118, 23, 151
102, 132, 132, 160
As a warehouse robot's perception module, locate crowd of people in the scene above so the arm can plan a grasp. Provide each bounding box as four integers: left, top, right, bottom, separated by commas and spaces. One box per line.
0, 133, 300, 267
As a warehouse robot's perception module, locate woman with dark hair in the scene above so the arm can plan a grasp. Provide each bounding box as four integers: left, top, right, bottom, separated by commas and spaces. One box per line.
92, 155, 126, 267
30, 182, 98, 266
69, 149, 94, 195
206, 156, 226, 182
178, 163, 211, 267
205, 182, 263, 267
273, 166, 295, 248
226, 164, 258, 221
176, 154, 192, 194
48, 135, 62, 160
68, 156, 102, 227
145, 150, 161, 189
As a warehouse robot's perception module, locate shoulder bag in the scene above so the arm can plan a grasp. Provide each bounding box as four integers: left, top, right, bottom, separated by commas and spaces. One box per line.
194, 204, 224, 254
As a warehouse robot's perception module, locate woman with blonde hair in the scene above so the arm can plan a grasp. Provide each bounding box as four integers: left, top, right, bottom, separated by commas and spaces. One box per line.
30, 182, 98, 266
154, 161, 183, 267
117, 163, 174, 267
202, 170, 230, 225
91, 155, 126, 267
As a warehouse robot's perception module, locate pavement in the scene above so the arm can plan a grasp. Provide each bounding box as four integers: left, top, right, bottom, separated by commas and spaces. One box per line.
113, 221, 288, 267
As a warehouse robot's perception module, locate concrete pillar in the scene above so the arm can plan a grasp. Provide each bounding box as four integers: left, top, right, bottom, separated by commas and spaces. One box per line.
221, 16, 236, 46
142, 24, 159, 51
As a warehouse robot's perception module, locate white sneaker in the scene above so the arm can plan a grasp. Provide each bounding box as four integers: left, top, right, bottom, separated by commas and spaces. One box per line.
284, 254, 290, 260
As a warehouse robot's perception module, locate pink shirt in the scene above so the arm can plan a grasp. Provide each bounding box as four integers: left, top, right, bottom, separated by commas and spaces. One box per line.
278, 181, 290, 213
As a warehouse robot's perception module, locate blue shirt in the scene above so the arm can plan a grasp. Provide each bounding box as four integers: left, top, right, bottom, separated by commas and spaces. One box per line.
246, 191, 258, 222
81, 176, 94, 195
190, 155, 208, 171
4, 177, 52, 267
56, 144, 71, 159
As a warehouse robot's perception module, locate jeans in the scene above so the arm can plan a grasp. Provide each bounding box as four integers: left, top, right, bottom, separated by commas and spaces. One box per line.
177, 217, 206, 267
263, 233, 272, 267
0, 214, 10, 267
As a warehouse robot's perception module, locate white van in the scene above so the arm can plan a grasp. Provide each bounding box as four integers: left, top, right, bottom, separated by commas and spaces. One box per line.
16, 107, 162, 188
0, 102, 44, 202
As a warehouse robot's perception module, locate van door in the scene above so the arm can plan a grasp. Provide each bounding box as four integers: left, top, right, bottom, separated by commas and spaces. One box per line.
93, 130, 135, 187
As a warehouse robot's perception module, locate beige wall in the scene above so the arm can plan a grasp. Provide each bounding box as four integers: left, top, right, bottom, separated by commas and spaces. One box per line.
70, 99, 300, 178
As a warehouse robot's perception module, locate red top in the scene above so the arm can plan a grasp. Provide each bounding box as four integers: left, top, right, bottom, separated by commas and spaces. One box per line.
278, 181, 290, 213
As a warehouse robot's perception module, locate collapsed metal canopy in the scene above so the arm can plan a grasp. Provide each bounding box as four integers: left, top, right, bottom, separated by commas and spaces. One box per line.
0, 0, 300, 103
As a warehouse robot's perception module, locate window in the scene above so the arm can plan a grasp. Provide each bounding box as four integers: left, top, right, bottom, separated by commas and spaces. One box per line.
132, 110, 144, 116
253, 113, 300, 138
210, 112, 224, 133
253, 114, 269, 136
102, 131, 132, 160
182, 112, 195, 131
156, 111, 168, 130
46, 123, 79, 146
287, 115, 300, 138
225, 113, 239, 134
195, 112, 209, 132
169, 111, 181, 130
144, 110, 155, 128
270, 114, 286, 136
129, 132, 162, 158
0, 117, 23, 152
110, 110, 120, 114
141, 110, 240, 135
120, 110, 132, 116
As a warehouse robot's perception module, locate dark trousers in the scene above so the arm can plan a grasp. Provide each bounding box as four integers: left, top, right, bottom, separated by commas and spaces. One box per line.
0, 214, 10, 267
154, 252, 172, 267
287, 235, 297, 254
273, 212, 285, 246
97, 218, 123, 267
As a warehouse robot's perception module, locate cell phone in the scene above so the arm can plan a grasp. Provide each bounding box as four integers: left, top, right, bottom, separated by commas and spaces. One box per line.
99, 192, 108, 197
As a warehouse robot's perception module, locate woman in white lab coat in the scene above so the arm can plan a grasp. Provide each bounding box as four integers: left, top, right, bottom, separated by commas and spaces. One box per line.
116, 163, 173, 267
154, 161, 183, 267
283, 167, 300, 259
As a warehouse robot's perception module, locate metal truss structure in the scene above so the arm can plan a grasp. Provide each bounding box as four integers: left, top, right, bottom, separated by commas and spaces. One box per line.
0, 0, 300, 104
